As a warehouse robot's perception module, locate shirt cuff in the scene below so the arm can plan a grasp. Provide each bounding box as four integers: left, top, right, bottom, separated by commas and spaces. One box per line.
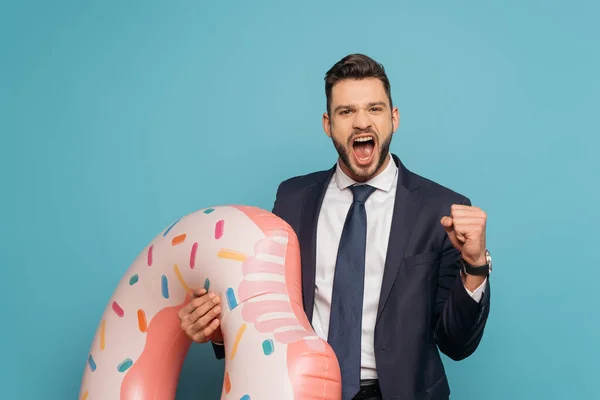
464, 277, 487, 302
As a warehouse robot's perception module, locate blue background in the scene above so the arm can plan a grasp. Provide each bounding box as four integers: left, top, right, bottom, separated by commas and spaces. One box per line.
1, 0, 599, 399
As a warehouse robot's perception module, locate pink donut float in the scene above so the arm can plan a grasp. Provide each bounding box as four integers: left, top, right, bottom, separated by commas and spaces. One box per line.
78, 205, 341, 399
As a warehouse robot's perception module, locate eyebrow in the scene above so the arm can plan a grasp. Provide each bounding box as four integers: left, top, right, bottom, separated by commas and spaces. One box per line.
333, 101, 388, 113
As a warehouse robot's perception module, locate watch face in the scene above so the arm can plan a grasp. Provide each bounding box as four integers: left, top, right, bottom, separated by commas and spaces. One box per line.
485, 250, 492, 272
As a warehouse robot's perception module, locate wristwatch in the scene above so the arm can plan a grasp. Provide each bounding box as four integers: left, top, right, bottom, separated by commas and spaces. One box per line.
461, 250, 492, 276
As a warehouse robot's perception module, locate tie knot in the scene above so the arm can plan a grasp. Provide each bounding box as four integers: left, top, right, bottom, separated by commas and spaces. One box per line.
350, 184, 376, 204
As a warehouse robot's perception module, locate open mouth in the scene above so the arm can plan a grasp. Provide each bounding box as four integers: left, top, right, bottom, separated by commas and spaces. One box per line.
352, 135, 376, 165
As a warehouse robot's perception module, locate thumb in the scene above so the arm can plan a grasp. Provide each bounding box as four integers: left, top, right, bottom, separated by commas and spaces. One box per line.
440, 217, 462, 250
440, 216, 453, 231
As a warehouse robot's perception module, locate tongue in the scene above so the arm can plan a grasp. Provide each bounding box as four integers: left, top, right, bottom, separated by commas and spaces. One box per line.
354, 141, 374, 159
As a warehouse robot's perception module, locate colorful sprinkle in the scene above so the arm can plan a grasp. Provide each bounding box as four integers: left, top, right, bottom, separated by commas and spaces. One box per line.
163, 219, 180, 237
161, 275, 169, 299
100, 319, 106, 350
137, 310, 147, 332
112, 301, 124, 317
129, 274, 139, 285
230, 323, 247, 360
240, 396, 251, 400
262, 339, 274, 355
172, 234, 186, 246
226, 288, 237, 310
117, 358, 133, 372
173, 264, 189, 292
204, 208, 215, 214
190, 242, 198, 269
147, 245, 153, 266
217, 249, 247, 262
204, 278, 210, 291
81, 391, 88, 400
224, 371, 231, 393
215, 220, 224, 239
88, 355, 96, 371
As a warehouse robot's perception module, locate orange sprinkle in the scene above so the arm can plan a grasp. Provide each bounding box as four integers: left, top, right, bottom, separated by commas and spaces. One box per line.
217, 249, 247, 262
230, 323, 247, 360
81, 391, 88, 400
224, 371, 231, 393
100, 319, 105, 350
173, 264, 189, 292
137, 310, 147, 332
171, 234, 186, 246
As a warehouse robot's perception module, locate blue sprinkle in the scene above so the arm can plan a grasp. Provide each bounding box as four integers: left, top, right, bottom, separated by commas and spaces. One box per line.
161, 275, 169, 299
163, 219, 180, 236
117, 358, 133, 372
129, 274, 138, 285
240, 396, 251, 400
226, 288, 237, 309
203, 208, 215, 214
262, 339, 274, 355
88, 355, 96, 371
204, 278, 210, 291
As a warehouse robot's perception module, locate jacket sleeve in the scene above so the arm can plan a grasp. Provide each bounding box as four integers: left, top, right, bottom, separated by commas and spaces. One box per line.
211, 341, 226, 360
271, 181, 284, 217
433, 196, 491, 361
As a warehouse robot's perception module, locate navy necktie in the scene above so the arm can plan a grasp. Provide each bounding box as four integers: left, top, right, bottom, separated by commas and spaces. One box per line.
328, 184, 377, 400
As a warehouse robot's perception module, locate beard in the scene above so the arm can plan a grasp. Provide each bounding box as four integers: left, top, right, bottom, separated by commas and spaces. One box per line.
332, 128, 392, 181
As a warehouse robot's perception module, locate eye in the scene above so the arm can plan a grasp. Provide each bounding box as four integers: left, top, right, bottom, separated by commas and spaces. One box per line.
340, 109, 352, 115
370, 107, 383, 112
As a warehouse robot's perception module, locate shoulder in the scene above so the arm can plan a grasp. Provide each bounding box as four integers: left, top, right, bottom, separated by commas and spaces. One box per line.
275, 168, 333, 198
270, 166, 333, 223
414, 173, 471, 206
398, 157, 471, 207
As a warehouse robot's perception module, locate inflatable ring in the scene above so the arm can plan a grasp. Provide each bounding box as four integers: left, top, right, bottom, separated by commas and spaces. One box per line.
78, 205, 341, 399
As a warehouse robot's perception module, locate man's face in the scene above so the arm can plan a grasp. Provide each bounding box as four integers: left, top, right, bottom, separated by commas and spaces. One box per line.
323, 77, 399, 182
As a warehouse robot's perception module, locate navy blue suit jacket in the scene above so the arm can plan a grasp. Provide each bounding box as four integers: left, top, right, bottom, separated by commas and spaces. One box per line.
213, 154, 490, 400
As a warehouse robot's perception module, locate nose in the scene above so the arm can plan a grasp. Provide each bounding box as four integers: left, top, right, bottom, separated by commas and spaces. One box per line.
352, 108, 372, 131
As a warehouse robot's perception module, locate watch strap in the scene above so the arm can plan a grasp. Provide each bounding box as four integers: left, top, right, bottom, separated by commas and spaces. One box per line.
461, 259, 490, 276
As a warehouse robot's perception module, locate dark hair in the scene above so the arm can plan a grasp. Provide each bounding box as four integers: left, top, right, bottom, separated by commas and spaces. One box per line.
324, 53, 392, 114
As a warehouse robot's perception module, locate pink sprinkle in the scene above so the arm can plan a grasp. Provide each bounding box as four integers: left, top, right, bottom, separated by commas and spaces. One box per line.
148, 245, 153, 266
112, 301, 124, 317
215, 220, 224, 239
190, 242, 198, 269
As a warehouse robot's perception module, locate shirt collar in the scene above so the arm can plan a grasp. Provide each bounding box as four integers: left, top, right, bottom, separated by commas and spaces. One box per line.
334, 153, 397, 192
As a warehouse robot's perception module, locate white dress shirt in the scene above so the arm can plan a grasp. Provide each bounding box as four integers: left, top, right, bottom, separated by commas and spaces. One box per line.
311, 155, 486, 379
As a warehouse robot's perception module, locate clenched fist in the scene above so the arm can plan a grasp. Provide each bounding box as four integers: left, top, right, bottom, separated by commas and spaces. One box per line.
177, 288, 224, 344
440, 204, 487, 266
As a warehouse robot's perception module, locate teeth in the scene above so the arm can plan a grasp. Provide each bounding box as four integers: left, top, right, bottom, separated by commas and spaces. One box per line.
354, 136, 373, 143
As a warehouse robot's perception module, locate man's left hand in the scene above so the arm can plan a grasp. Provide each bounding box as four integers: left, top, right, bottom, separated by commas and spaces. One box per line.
440, 204, 487, 266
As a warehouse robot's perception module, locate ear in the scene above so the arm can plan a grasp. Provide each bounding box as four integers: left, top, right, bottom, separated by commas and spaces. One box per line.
391, 107, 400, 132
322, 112, 331, 138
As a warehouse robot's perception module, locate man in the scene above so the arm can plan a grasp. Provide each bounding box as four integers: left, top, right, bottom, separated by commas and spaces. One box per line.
178, 54, 491, 400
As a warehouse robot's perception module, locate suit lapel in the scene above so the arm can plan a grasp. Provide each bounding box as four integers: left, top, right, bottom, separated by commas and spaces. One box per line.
298, 167, 335, 323
376, 155, 423, 322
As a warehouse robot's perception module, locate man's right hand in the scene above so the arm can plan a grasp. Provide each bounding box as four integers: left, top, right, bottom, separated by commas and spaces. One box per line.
177, 288, 223, 344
